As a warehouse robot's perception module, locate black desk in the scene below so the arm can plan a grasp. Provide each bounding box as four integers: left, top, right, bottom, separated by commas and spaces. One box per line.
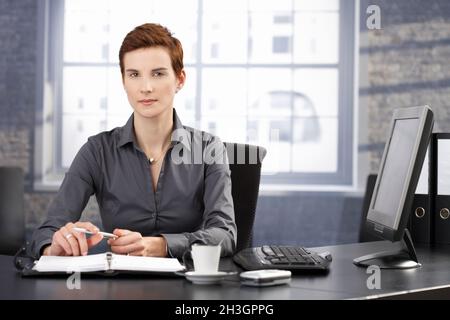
2, 241, 450, 300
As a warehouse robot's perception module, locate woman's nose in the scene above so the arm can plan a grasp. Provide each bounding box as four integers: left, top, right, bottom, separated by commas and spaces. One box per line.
140, 78, 154, 93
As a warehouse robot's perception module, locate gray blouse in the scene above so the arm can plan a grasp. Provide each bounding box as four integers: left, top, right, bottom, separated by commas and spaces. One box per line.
31, 109, 237, 258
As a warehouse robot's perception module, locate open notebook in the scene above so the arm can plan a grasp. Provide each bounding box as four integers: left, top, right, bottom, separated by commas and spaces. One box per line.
32, 252, 185, 275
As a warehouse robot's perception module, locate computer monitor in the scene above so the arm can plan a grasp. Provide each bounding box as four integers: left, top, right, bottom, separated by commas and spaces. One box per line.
354, 106, 434, 269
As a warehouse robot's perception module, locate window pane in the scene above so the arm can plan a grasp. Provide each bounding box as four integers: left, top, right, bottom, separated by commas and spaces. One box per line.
106, 1, 155, 63
107, 0, 153, 16
202, 13, 248, 63
152, 15, 198, 64
107, 1, 198, 64
64, 10, 109, 62
107, 18, 155, 64
248, 68, 292, 118
64, 0, 108, 11
292, 117, 338, 172
152, 0, 198, 13
106, 115, 132, 132
249, 13, 293, 63
293, 68, 338, 117
201, 68, 247, 117
201, 116, 247, 144
63, 67, 108, 115
106, 66, 131, 118
270, 119, 291, 143
295, 0, 339, 11
249, 0, 292, 12
62, 115, 106, 168
173, 67, 196, 125
151, 0, 198, 64
261, 134, 291, 174
293, 12, 339, 64
204, 0, 248, 13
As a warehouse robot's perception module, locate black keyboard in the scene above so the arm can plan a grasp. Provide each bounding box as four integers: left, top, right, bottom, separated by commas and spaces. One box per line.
233, 245, 332, 271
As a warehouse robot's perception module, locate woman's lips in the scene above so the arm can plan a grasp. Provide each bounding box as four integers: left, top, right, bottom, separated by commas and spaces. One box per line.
138, 99, 157, 106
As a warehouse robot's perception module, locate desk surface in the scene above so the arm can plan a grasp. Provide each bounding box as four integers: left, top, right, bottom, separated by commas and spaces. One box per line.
2, 241, 450, 300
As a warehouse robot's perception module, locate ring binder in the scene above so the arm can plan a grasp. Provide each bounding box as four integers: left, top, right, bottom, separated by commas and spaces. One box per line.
433, 133, 450, 245
440, 208, 450, 219
408, 147, 432, 244
106, 252, 113, 273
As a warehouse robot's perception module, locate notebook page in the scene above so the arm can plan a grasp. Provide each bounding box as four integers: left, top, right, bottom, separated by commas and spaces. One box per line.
110, 254, 185, 273
33, 253, 109, 272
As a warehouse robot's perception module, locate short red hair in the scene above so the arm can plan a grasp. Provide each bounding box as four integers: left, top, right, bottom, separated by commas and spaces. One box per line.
119, 23, 184, 78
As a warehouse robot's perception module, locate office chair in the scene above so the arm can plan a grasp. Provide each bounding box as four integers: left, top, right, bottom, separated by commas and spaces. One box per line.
0, 167, 25, 255
224, 143, 267, 252
359, 174, 381, 242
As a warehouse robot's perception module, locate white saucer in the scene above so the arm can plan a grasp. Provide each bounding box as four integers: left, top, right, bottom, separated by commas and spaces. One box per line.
184, 271, 237, 285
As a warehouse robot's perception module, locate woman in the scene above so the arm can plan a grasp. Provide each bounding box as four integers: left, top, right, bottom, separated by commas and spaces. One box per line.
31, 23, 236, 259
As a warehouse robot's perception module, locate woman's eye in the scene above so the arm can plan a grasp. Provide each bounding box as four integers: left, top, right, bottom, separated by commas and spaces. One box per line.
129, 72, 138, 78
153, 72, 164, 77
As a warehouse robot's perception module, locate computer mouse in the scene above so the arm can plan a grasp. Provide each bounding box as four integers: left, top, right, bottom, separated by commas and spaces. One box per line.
318, 251, 332, 262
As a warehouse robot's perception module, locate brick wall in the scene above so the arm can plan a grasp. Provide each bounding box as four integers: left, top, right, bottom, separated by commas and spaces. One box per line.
361, 0, 450, 171
0, 0, 36, 173
0, 0, 41, 233
0, 0, 101, 235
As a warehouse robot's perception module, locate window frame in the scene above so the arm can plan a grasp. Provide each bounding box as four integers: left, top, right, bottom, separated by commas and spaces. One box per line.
34, 0, 356, 190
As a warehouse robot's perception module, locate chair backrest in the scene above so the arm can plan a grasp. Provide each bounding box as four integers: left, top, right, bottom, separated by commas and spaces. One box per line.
224, 143, 267, 252
0, 167, 25, 254
359, 174, 381, 242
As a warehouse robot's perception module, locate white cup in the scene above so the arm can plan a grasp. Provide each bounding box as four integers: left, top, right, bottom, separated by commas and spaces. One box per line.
191, 244, 221, 274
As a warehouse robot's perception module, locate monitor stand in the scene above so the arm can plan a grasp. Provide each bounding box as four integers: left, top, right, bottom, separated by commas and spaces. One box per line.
353, 229, 421, 269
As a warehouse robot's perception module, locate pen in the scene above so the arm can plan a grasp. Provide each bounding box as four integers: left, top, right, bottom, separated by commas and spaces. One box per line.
73, 227, 118, 239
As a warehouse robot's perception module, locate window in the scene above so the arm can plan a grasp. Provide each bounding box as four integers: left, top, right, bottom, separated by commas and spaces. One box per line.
272, 36, 291, 53
35, 0, 356, 189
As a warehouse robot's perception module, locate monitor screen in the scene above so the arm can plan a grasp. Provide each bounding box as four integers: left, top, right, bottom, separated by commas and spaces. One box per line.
369, 118, 420, 230
365, 106, 433, 242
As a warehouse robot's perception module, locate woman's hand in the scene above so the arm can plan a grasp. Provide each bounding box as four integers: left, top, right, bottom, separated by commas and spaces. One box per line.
108, 229, 168, 257
43, 222, 103, 256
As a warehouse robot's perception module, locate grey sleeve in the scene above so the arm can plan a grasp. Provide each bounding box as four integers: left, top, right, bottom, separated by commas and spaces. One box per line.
30, 140, 101, 258
162, 138, 237, 258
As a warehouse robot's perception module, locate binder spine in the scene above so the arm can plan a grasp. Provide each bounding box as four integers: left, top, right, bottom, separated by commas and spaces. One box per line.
431, 132, 450, 245
430, 133, 437, 245
410, 194, 431, 244
409, 140, 433, 245
427, 132, 434, 244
